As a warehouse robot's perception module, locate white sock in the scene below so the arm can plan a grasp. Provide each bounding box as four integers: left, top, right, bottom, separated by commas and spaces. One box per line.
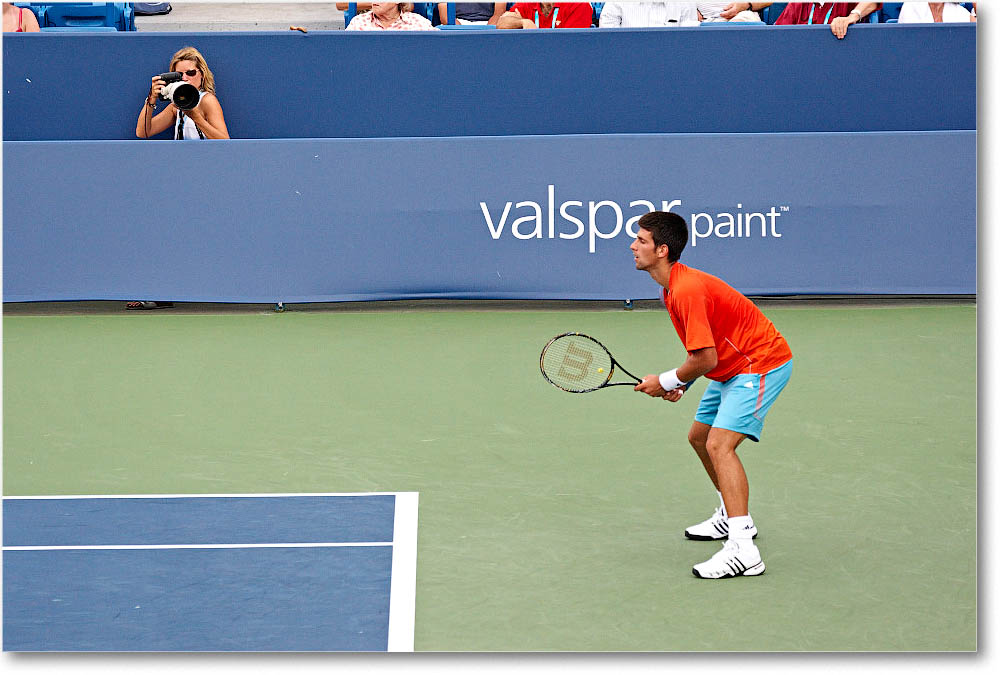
727, 515, 755, 547
717, 490, 727, 517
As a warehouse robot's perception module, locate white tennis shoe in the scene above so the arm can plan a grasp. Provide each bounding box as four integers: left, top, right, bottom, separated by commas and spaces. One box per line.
692, 539, 765, 579
683, 507, 757, 541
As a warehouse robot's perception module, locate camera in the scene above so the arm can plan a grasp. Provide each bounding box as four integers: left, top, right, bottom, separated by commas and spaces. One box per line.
156, 72, 200, 111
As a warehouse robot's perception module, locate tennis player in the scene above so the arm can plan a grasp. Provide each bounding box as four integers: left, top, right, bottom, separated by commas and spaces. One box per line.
630, 211, 793, 579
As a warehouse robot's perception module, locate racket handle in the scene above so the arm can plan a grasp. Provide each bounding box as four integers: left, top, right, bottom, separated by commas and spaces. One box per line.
682, 377, 698, 392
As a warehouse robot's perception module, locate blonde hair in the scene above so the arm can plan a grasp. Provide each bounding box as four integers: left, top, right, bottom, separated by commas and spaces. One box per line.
169, 46, 216, 94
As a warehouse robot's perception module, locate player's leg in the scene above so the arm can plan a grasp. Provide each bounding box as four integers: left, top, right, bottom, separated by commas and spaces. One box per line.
683, 385, 736, 541
687, 421, 719, 489
691, 360, 793, 578
693, 426, 764, 578
705, 427, 750, 518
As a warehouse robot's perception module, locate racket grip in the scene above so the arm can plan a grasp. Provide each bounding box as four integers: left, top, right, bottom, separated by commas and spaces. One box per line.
682, 377, 698, 392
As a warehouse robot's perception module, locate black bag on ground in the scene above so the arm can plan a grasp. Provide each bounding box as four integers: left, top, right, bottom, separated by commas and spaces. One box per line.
134, 3, 172, 15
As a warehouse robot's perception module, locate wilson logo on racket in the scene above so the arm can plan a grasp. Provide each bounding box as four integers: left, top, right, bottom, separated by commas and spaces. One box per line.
556, 342, 594, 382
540, 332, 642, 393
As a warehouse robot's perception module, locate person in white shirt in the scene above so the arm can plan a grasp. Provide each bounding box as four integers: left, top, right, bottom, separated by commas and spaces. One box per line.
346, 2, 436, 29
698, 1, 762, 22
898, 2, 973, 23
598, 1, 700, 26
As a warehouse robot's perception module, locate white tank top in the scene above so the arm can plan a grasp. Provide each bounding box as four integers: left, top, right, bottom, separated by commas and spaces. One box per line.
174, 91, 205, 140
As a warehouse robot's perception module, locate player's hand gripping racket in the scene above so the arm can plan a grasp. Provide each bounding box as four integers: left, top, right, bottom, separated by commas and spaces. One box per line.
539, 332, 642, 393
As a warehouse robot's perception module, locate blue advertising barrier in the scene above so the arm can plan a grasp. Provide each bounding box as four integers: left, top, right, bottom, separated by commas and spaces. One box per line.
1, 24, 975, 141
2, 131, 975, 302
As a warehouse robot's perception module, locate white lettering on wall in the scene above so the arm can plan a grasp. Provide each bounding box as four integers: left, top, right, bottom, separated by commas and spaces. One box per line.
479, 186, 784, 253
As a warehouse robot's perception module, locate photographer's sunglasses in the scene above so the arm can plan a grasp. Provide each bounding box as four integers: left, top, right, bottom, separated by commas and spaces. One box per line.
174, 69, 199, 77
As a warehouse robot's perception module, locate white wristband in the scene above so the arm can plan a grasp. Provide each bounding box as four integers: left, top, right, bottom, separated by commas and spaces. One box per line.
658, 368, 686, 392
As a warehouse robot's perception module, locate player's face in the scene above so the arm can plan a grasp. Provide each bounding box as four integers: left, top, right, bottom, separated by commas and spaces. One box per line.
631, 228, 660, 270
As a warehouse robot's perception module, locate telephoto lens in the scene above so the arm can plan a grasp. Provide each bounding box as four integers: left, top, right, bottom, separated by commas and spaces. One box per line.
156, 72, 199, 110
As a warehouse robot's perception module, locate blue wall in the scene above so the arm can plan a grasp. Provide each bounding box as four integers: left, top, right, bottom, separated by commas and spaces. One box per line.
2, 131, 975, 302
1, 24, 976, 141
1, 25, 977, 301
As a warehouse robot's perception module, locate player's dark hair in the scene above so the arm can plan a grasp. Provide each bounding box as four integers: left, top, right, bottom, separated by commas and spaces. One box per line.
637, 211, 688, 262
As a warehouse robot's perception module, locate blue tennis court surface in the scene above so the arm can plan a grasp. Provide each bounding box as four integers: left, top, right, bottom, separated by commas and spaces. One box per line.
2, 493, 419, 651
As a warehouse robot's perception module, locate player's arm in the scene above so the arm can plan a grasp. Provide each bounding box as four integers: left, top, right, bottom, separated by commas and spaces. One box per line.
635, 347, 717, 398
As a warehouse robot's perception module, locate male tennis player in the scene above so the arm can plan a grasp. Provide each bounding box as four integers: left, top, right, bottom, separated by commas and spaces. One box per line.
630, 211, 793, 579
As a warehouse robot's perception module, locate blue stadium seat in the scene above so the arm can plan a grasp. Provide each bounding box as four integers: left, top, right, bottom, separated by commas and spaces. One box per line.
42, 2, 133, 31
118, 2, 135, 30
412, 2, 434, 22
41, 25, 119, 31
591, 2, 603, 26
878, 3, 902, 22
760, 2, 786, 24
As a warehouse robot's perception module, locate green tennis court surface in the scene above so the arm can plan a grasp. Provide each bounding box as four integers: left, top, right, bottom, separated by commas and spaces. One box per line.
2, 301, 976, 651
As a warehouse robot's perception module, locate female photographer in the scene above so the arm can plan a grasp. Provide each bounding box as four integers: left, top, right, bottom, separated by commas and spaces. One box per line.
136, 46, 229, 141
130, 47, 228, 310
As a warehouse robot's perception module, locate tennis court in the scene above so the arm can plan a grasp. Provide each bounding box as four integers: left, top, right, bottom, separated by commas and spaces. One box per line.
1, 299, 976, 651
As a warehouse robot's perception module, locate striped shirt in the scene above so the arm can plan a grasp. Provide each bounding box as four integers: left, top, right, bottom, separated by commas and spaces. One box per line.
346, 10, 437, 30
598, 2, 700, 27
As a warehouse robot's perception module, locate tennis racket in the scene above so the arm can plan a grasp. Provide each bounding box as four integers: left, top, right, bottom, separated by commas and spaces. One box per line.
539, 332, 643, 393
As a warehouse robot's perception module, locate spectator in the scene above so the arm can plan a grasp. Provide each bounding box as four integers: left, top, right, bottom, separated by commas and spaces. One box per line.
497, 10, 535, 27
698, 2, 768, 21
774, 3, 880, 39
897, 2, 974, 22
3, 2, 40, 31
509, 2, 594, 27
437, 2, 506, 24
598, 2, 700, 27
347, 2, 436, 29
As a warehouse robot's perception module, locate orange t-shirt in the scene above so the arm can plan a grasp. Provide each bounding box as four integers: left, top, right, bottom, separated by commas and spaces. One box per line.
662, 263, 792, 382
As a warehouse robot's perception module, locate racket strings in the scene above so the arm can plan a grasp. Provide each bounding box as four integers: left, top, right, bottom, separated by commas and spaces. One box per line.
540, 335, 614, 392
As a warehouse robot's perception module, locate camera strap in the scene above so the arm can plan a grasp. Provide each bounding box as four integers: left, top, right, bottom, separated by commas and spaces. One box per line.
174, 111, 206, 140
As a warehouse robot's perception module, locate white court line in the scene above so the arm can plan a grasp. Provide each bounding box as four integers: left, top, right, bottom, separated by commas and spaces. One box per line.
3, 491, 421, 652
387, 491, 419, 652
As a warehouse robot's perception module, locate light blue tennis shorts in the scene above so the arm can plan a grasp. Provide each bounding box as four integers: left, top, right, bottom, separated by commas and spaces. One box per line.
694, 359, 793, 442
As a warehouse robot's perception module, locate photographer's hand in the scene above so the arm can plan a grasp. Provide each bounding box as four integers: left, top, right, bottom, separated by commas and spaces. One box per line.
136, 77, 176, 139
148, 76, 165, 106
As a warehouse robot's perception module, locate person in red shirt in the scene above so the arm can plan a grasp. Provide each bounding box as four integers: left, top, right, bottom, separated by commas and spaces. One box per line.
509, 2, 594, 28
631, 211, 793, 579
774, 2, 880, 39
